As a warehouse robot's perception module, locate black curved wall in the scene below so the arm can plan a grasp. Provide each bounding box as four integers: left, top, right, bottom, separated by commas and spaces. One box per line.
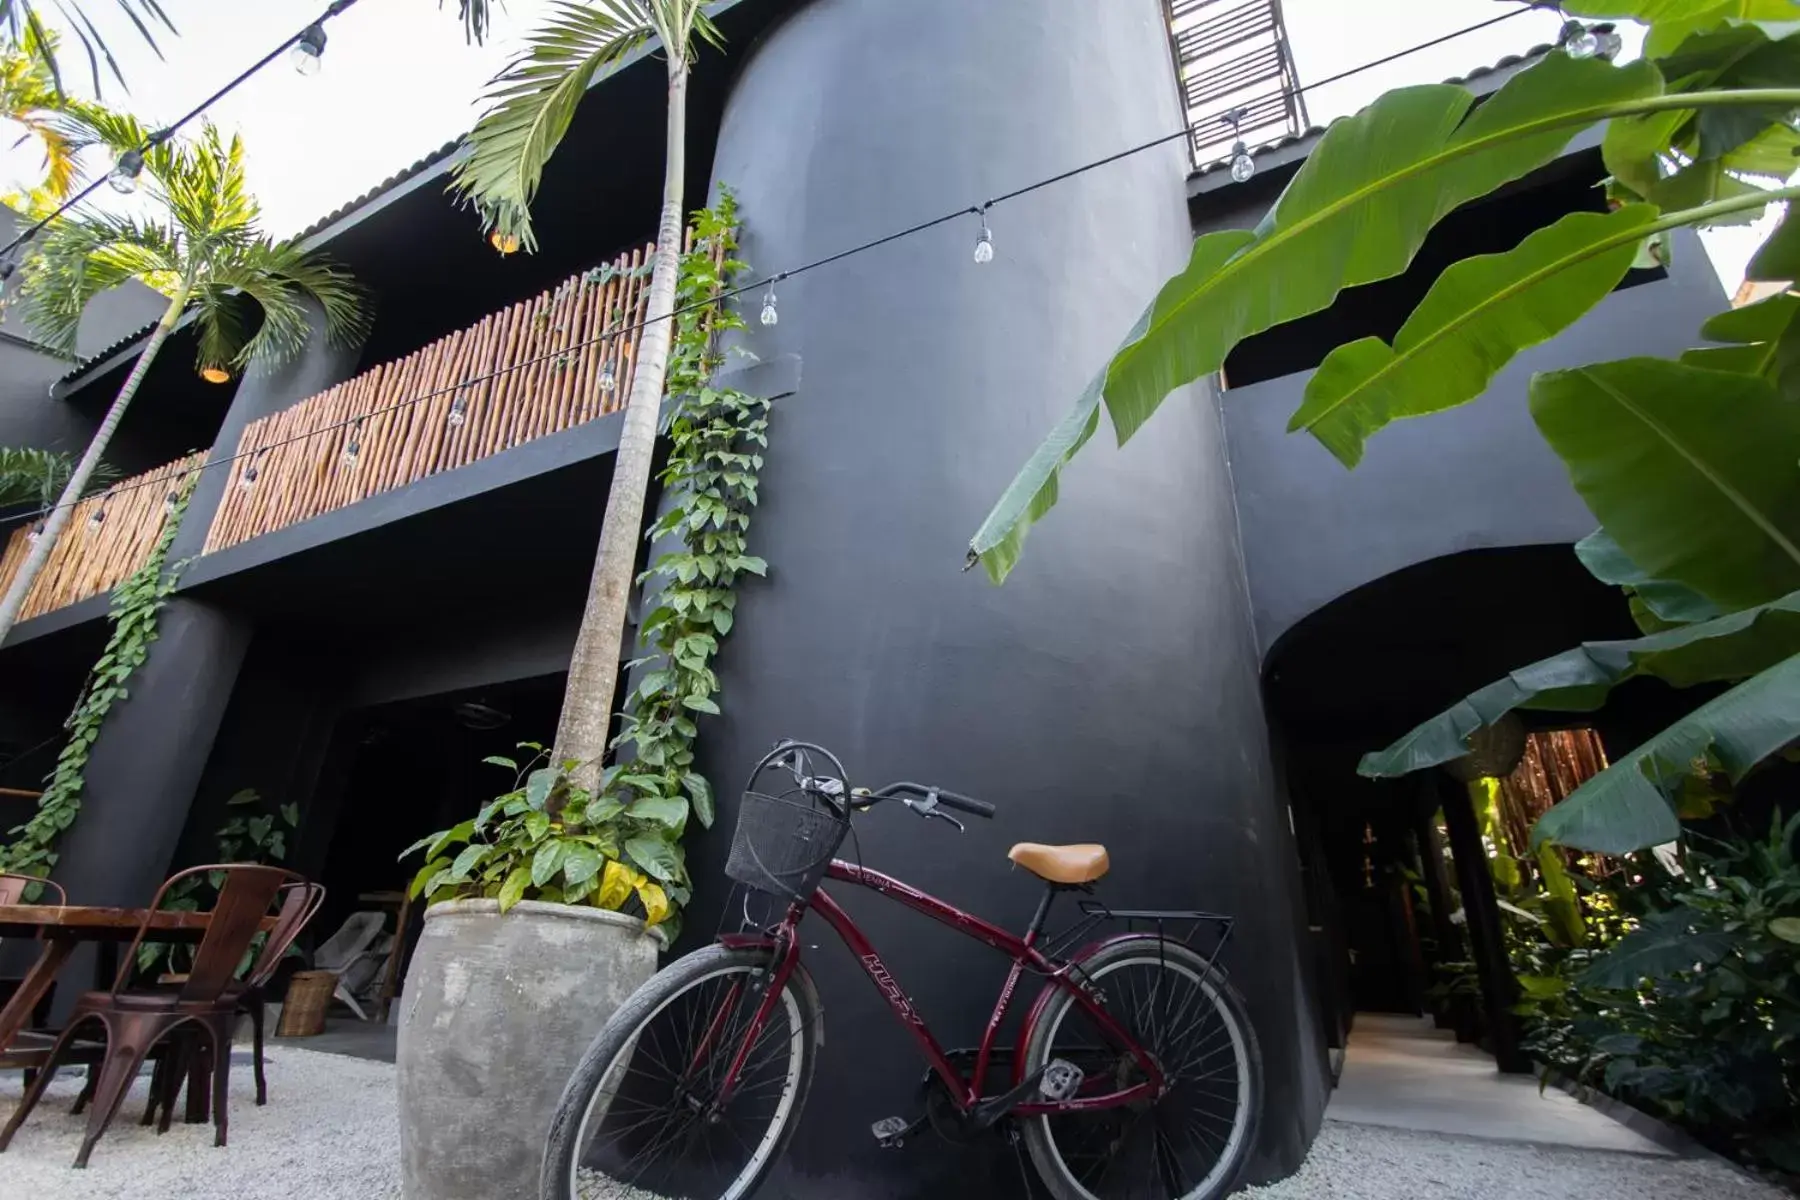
688, 0, 1329, 1192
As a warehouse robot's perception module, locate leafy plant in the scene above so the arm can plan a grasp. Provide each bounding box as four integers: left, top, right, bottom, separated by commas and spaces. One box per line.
0, 446, 116, 508
970, 28, 1800, 580
405, 194, 768, 933
1528, 813, 1800, 1172
0, 477, 190, 878
0, 0, 177, 95
136, 787, 299, 976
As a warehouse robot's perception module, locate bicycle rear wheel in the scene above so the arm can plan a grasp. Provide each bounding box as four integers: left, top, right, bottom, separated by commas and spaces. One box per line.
541, 944, 822, 1200
1021, 936, 1262, 1200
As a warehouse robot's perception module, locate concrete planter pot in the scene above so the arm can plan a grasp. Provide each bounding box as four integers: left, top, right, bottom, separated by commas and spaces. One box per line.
396, 898, 663, 1200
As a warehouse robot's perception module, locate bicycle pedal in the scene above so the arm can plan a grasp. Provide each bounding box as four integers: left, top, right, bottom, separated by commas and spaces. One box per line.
1039, 1059, 1084, 1102
870, 1115, 910, 1148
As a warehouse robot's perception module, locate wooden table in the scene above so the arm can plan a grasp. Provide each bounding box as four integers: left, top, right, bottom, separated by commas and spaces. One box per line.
0, 905, 265, 1051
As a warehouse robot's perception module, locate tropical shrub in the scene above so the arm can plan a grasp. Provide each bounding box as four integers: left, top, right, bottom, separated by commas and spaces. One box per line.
1525, 813, 1800, 1172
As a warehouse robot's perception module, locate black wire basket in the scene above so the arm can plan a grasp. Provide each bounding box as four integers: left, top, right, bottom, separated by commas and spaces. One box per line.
725, 742, 852, 902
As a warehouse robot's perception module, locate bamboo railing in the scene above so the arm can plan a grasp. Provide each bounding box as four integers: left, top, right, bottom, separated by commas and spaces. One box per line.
0, 452, 204, 622
203, 240, 664, 553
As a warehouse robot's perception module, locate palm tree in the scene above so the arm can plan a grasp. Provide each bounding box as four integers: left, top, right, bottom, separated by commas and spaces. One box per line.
0, 117, 368, 642
451, 0, 722, 790
0, 446, 116, 508
0, 0, 176, 94
0, 28, 89, 203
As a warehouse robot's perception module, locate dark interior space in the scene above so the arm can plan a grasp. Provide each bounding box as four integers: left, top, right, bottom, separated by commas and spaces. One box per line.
1261, 544, 1647, 1032
1222, 147, 1667, 389
293, 673, 566, 1018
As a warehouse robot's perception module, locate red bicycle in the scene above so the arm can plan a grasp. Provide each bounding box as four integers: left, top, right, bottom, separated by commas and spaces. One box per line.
542, 742, 1263, 1200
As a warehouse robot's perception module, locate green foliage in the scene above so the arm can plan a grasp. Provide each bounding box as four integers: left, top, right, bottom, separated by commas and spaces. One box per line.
970, 28, 1800, 581
1527, 815, 1800, 1172
136, 787, 298, 977
0, 446, 116, 508
0, 480, 190, 878
405, 192, 767, 931
450, 0, 722, 251
12, 118, 368, 371
0, 0, 176, 95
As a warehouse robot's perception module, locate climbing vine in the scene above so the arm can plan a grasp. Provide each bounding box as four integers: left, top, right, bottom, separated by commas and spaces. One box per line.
408, 190, 770, 933
0, 482, 194, 878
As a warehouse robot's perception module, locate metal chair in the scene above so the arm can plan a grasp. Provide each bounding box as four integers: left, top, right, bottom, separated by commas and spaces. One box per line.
0, 864, 304, 1167
0, 873, 71, 1080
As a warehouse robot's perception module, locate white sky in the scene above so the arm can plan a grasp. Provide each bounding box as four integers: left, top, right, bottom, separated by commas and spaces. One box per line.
0, 0, 1782, 292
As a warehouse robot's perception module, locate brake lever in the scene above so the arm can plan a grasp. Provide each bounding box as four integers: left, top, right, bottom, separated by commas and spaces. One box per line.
901, 790, 965, 833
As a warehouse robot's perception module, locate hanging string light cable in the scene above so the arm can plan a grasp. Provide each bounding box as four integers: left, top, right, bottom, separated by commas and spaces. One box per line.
0, 0, 361, 263
12, 3, 1575, 529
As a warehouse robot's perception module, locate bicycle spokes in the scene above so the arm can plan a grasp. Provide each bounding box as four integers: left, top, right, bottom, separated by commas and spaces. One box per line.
574, 966, 804, 1200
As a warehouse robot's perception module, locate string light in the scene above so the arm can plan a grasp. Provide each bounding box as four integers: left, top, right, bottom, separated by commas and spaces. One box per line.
0, 260, 14, 298
291, 23, 327, 75
25, 522, 43, 545
87, 507, 106, 531
199, 365, 232, 384
108, 149, 145, 195
490, 230, 521, 255
10, 9, 1560, 536
1222, 107, 1255, 183
598, 360, 617, 392
972, 205, 994, 264
163, 489, 181, 514
447, 388, 469, 426
340, 420, 363, 468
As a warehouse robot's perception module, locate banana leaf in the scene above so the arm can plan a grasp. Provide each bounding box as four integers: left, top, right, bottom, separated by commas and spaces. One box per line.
1359, 587, 1800, 780
967, 52, 1662, 582
1530, 359, 1800, 611
1533, 650, 1800, 852
1681, 291, 1800, 400
1290, 205, 1657, 466
1575, 528, 1724, 632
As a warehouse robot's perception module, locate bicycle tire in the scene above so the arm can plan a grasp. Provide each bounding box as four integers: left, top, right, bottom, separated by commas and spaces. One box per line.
1021, 936, 1263, 1200
541, 943, 823, 1200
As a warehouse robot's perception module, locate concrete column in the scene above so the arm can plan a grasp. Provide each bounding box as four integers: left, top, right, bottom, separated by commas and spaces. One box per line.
168, 299, 364, 562
695, 0, 1328, 1190
46, 599, 251, 1011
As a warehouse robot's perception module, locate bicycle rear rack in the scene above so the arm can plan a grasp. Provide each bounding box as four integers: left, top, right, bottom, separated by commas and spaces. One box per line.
1043, 900, 1235, 984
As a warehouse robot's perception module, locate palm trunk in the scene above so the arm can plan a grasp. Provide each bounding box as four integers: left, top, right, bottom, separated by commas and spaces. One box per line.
0, 285, 189, 644
553, 57, 690, 792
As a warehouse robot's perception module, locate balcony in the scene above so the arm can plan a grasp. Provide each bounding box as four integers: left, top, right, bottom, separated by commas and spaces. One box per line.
1, 240, 662, 629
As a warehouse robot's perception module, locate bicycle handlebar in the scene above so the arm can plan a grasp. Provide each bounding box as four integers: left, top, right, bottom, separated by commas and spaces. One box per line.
878, 782, 997, 820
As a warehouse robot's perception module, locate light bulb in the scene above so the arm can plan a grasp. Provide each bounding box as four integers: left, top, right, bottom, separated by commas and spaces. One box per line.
1594, 29, 1623, 60
599, 362, 617, 392
447, 392, 468, 427
760, 289, 779, 327
108, 149, 144, 194
973, 226, 994, 264
199, 365, 231, 384
291, 24, 326, 75
341, 442, 360, 468
163, 490, 181, 514
1230, 142, 1256, 183
25, 522, 43, 544
87, 509, 106, 531
1562, 21, 1599, 59
490, 230, 520, 256
0, 261, 14, 298
239, 464, 259, 491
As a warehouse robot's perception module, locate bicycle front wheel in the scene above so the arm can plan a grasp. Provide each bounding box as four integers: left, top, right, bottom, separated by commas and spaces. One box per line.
1021, 936, 1262, 1200
542, 944, 822, 1200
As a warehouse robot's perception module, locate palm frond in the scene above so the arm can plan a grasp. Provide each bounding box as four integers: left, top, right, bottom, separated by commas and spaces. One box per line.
443, 0, 495, 45
0, 445, 117, 508
0, 0, 176, 95
11, 209, 182, 351
1, 29, 88, 199
451, 0, 655, 252
200, 238, 370, 368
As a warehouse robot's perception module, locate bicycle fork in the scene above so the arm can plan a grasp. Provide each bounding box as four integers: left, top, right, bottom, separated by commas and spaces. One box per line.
709, 916, 806, 1111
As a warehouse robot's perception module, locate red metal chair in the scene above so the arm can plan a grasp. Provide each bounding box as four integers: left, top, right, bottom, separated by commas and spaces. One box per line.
0, 864, 303, 1168
0, 873, 71, 1079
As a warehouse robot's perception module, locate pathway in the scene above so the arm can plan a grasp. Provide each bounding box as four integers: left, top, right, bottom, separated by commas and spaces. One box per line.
1243, 1013, 1784, 1199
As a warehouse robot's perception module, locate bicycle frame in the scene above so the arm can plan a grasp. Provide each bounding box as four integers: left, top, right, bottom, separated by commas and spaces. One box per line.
716, 858, 1165, 1117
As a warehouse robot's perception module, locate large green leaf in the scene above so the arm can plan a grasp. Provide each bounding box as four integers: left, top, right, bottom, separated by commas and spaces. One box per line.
1576, 528, 1726, 630
1566, 1, 1800, 56
1747, 205, 1800, 280
1291, 205, 1656, 466
1683, 291, 1800, 400
1360, 588, 1800, 779
1578, 911, 1737, 988
968, 52, 1663, 581
1534, 650, 1800, 852
1530, 359, 1800, 611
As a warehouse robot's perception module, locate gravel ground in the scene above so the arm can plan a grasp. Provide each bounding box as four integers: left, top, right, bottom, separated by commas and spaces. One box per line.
5, 1050, 1786, 1200
0, 1046, 400, 1199
1241, 1119, 1789, 1200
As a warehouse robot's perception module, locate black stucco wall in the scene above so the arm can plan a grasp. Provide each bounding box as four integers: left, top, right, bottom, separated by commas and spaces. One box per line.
689, 0, 1328, 1192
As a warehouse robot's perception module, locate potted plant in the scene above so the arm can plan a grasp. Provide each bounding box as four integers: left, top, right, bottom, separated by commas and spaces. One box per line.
395, 747, 676, 1200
